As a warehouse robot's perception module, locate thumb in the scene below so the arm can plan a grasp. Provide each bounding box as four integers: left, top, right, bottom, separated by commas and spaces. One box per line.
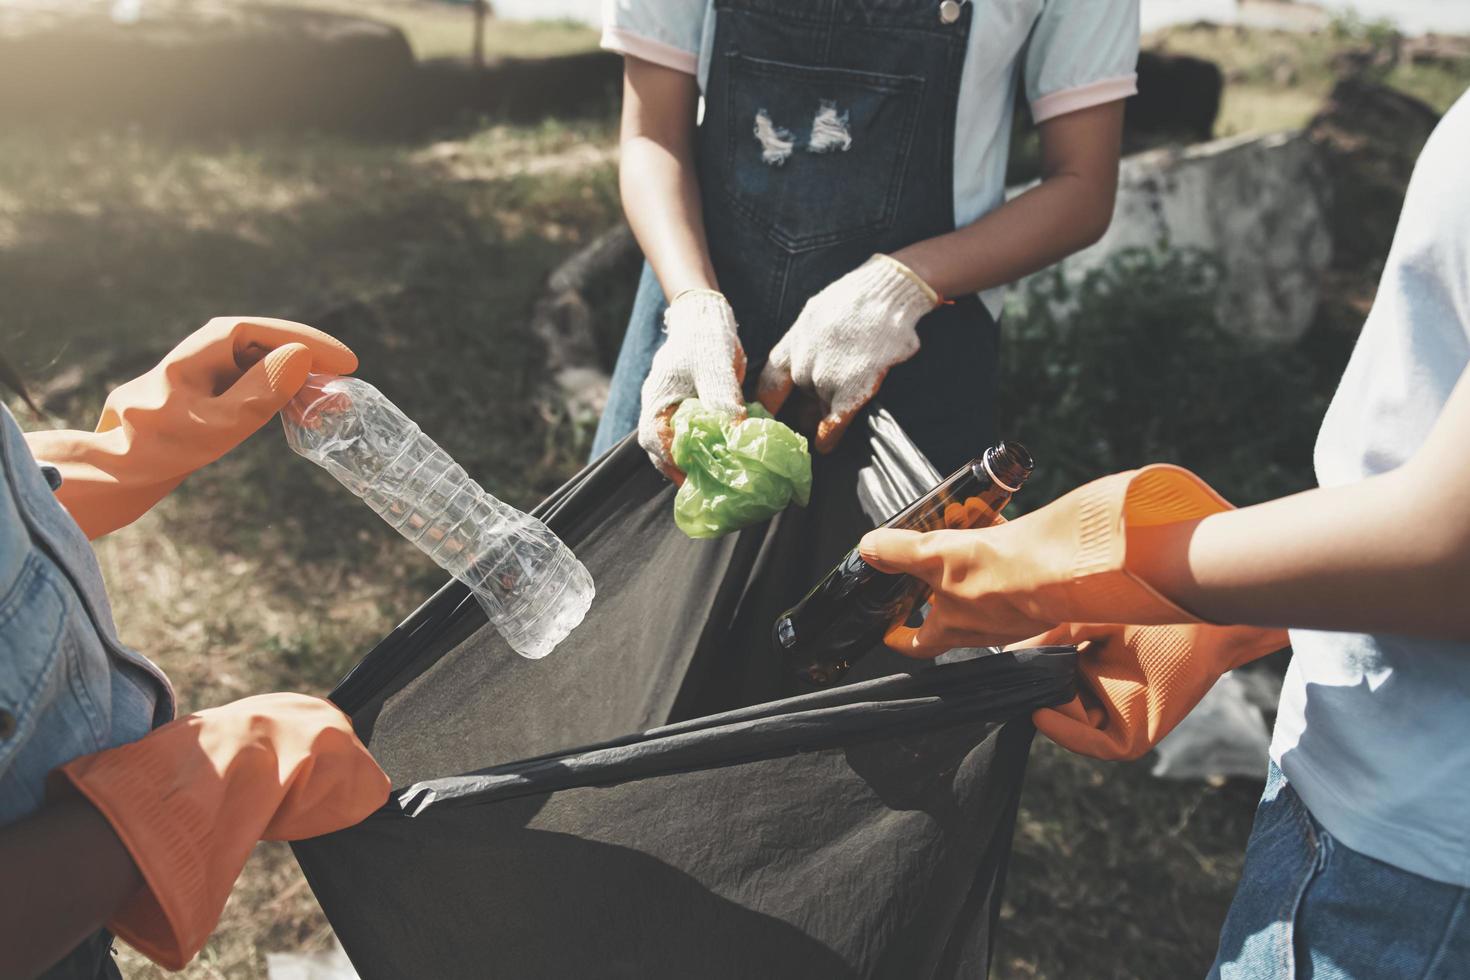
814, 375, 883, 455
229, 318, 358, 376
690, 337, 746, 423
814, 412, 857, 455
217, 342, 315, 430
1033, 698, 1124, 761
756, 340, 795, 417
857, 527, 939, 578
693, 351, 747, 421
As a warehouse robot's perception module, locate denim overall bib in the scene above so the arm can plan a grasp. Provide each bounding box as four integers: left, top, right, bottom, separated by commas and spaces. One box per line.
594, 0, 999, 474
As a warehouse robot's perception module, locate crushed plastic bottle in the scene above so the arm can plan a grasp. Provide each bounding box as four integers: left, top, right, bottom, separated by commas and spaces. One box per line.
281, 374, 594, 659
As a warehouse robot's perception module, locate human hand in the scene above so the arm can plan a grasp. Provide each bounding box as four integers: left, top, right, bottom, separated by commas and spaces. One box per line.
1016, 622, 1288, 761
757, 254, 937, 453
638, 289, 747, 483
858, 465, 1239, 656
25, 317, 356, 538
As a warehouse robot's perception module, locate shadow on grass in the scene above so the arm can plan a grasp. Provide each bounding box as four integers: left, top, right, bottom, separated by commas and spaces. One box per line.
5, 118, 626, 689
998, 740, 1261, 978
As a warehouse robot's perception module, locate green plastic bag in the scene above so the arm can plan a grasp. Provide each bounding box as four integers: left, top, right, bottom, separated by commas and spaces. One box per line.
670, 399, 812, 539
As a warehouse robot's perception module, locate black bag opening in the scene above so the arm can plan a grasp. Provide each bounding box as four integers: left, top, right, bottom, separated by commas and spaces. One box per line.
293, 409, 1076, 979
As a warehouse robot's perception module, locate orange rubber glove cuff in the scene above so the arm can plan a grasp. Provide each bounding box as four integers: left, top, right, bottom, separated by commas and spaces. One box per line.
49, 694, 390, 970
24, 318, 356, 540
1027, 621, 1289, 761
1031, 464, 1234, 625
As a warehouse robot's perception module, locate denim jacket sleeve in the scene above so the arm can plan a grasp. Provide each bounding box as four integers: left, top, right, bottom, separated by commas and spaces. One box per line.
0, 405, 172, 827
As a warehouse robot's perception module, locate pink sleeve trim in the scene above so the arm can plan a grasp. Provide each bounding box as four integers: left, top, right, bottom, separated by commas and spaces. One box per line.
600, 26, 698, 75
1031, 73, 1139, 124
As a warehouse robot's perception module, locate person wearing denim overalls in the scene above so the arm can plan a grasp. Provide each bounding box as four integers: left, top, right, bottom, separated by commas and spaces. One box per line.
593, 0, 1140, 477
1, 321, 389, 978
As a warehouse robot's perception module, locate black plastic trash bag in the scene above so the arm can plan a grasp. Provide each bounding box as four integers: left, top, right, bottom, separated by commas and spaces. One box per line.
293, 409, 1076, 980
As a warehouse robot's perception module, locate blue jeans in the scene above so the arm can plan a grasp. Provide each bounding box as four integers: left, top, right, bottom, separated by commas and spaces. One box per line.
590, 262, 666, 460
1210, 763, 1470, 978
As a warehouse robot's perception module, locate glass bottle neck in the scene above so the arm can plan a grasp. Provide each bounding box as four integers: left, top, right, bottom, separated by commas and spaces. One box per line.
884, 456, 1013, 533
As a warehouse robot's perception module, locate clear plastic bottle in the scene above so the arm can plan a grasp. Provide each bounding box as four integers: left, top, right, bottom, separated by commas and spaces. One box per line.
281, 374, 594, 659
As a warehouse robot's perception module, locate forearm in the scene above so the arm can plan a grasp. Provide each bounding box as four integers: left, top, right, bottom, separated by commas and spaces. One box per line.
1138, 367, 1470, 639
0, 797, 143, 977
893, 172, 1111, 298
893, 102, 1123, 298
620, 137, 718, 297
1132, 475, 1467, 639
618, 57, 718, 300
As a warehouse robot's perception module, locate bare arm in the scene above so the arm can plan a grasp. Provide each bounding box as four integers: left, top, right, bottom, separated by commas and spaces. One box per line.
0, 796, 143, 977
618, 56, 718, 299
893, 102, 1123, 298
1131, 364, 1470, 640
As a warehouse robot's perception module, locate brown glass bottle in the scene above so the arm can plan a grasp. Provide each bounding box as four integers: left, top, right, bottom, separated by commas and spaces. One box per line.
774, 442, 1034, 686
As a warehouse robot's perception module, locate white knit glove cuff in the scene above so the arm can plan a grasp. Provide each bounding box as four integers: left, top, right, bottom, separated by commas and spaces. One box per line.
637, 289, 746, 474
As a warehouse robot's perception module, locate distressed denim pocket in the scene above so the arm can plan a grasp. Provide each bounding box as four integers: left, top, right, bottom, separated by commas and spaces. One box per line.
720, 52, 924, 251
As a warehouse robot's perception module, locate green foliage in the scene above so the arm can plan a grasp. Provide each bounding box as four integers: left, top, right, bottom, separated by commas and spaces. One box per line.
1327, 9, 1404, 84
998, 246, 1329, 510
1328, 9, 1402, 50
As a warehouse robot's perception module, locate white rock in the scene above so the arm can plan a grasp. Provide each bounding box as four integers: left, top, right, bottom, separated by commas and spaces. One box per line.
266, 939, 359, 980
1152, 670, 1273, 782
1019, 131, 1333, 345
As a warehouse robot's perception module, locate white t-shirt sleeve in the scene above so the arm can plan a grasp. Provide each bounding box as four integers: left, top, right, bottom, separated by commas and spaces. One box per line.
601, 0, 707, 75
1023, 0, 1141, 124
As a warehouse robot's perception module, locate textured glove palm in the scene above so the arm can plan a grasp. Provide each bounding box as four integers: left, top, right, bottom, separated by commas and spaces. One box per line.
1019, 622, 1288, 760
757, 254, 938, 453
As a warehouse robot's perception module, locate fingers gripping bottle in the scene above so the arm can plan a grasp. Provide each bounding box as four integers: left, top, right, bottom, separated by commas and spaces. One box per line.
282, 375, 594, 660
774, 442, 1034, 685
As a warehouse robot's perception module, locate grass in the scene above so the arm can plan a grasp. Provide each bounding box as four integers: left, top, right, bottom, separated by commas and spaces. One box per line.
273, 1, 600, 62
3, 113, 621, 979
1001, 744, 1261, 978
1147, 21, 1470, 136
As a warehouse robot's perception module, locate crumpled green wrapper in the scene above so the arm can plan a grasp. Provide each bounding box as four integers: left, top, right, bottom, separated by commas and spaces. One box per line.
670, 399, 812, 539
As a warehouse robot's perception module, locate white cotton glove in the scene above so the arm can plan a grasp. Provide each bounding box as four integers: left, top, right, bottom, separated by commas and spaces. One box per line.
757, 254, 939, 453
638, 288, 748, 482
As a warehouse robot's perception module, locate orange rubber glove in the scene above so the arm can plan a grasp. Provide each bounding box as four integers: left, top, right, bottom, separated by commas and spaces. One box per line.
24, 317, 357, 539
1016, 622, 1288, 761
49, 693, 390, 971
859, 464, 1236, 653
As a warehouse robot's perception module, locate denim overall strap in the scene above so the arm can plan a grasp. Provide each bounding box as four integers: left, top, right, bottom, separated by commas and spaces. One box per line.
699, 0, 998, 472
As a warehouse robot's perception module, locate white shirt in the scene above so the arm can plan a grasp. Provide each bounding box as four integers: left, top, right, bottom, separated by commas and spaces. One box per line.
1274, 90, 1470, 887
602, 0, 1140, 316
